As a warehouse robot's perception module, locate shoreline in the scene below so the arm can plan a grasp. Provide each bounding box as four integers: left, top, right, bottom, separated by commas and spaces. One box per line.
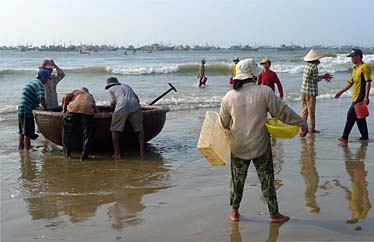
1, 97, 374, 241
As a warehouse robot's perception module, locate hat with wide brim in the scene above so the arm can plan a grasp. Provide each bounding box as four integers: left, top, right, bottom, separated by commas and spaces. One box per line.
105, 77, 121, 90
303, 49, 321, 62
260, 57, 271, 65
233, 58, 262, 80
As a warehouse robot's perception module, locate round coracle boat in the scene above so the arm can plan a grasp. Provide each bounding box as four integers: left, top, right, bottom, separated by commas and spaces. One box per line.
33, 105, 170, 150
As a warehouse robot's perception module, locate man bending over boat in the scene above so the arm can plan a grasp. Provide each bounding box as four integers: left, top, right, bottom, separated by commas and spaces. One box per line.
105, 77, 144, 159
61, 87, 99, 161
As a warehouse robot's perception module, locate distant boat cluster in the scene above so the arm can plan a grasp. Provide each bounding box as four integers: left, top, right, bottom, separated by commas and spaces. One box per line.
0, 43, 372, 53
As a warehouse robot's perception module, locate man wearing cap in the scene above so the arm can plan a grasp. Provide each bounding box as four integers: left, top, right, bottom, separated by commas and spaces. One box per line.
61, 87, 99, 161
230, 57, 240, 85
105, 77, 144, 159
335, 49, 371, 143
301, 49, 333, 133
18, 70, 50, 150
219, 59, 308, 222
39, 59, 65, 109
258, 57, 284, 100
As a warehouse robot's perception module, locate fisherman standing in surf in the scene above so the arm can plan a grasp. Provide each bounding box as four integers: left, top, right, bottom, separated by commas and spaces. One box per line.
197, 59, 207, 87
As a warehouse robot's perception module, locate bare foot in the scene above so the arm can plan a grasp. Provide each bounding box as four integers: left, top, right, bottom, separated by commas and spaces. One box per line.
112, 154, 121, 160
229, 209, 240, 221
337, 137, 348, 144
270, 214, 290, 223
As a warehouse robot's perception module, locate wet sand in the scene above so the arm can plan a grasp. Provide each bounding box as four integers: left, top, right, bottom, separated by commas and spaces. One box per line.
1, 98, 374, 242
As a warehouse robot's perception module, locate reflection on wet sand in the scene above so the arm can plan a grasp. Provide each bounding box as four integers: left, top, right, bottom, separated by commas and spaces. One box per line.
18, 145, 172, 230
230, 221, 285, 242
334, 142, 371, 229
300, 136, 320, 214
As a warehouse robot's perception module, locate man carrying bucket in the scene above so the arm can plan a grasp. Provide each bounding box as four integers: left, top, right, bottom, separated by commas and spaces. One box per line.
335, 49, 372, 143
197, 59, 207, 87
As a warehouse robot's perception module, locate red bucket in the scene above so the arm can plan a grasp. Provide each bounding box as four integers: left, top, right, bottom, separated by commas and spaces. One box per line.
354, 102, 369, 119
202, 76, 208, 85
229, 77, 234, 85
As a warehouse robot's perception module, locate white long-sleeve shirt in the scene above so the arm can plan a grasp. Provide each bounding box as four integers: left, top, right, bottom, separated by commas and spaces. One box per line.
219, 82, 307, 160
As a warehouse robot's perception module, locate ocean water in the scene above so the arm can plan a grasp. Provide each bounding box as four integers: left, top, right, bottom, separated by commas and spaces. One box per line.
1, 49, 374, 115
1, 49, 374, 242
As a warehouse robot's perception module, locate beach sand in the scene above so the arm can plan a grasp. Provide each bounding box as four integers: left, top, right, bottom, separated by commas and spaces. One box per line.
1, 97, 374, 242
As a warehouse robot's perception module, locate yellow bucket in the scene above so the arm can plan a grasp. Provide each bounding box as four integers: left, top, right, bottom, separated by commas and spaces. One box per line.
265, 118, 300, 139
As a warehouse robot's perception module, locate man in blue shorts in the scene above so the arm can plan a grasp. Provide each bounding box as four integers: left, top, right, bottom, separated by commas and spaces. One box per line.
18, 70, 50, 149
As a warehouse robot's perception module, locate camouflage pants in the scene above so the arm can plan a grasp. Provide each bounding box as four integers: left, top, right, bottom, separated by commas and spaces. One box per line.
230, 143, 279, 216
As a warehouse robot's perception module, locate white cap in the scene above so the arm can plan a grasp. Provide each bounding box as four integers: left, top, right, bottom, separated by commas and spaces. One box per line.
233, 58, 262, 80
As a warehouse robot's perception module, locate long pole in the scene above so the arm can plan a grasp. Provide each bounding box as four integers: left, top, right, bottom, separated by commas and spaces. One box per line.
149, 83, 177, 105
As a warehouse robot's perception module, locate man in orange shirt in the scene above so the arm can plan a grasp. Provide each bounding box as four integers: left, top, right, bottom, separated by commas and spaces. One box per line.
62, 87, 99, 160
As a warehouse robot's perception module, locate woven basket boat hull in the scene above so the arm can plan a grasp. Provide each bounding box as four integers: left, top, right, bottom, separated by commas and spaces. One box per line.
33, 105, 170, 150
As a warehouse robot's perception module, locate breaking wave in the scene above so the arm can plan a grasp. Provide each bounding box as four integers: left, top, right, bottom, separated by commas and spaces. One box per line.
1, 54, 374, 76
1, 88, 373, 116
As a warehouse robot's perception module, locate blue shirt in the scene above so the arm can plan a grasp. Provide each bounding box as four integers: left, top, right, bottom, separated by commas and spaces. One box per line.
108, 84, 140, 115
18, 79, 45, 116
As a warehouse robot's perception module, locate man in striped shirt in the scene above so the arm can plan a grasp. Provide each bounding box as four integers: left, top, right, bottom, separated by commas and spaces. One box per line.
18, 70, 50, 150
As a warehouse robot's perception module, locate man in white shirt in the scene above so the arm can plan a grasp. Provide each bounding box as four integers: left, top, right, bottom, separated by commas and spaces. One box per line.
105, 77, 144, 159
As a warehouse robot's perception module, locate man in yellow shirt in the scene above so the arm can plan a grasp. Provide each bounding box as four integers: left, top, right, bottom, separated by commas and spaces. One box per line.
230, 57, 240, 85
335, 49, 372, 142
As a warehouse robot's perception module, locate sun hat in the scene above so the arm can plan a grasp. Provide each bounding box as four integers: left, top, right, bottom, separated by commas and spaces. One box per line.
105, 77, 121, 90
201, 58, 207, 63
303, 49, 321, 62
37, 69, 52, 80
233, 58, 262, 80
347, 48, 363, 57
233, 57, 239, 62
39, 59, 55, 70
260, 57, 271, 65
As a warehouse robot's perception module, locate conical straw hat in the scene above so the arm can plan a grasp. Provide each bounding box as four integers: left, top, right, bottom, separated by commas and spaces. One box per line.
303, 49, 321, 62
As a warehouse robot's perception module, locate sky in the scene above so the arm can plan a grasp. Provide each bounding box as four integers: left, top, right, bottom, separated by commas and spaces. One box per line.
0, 0, 373, 47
